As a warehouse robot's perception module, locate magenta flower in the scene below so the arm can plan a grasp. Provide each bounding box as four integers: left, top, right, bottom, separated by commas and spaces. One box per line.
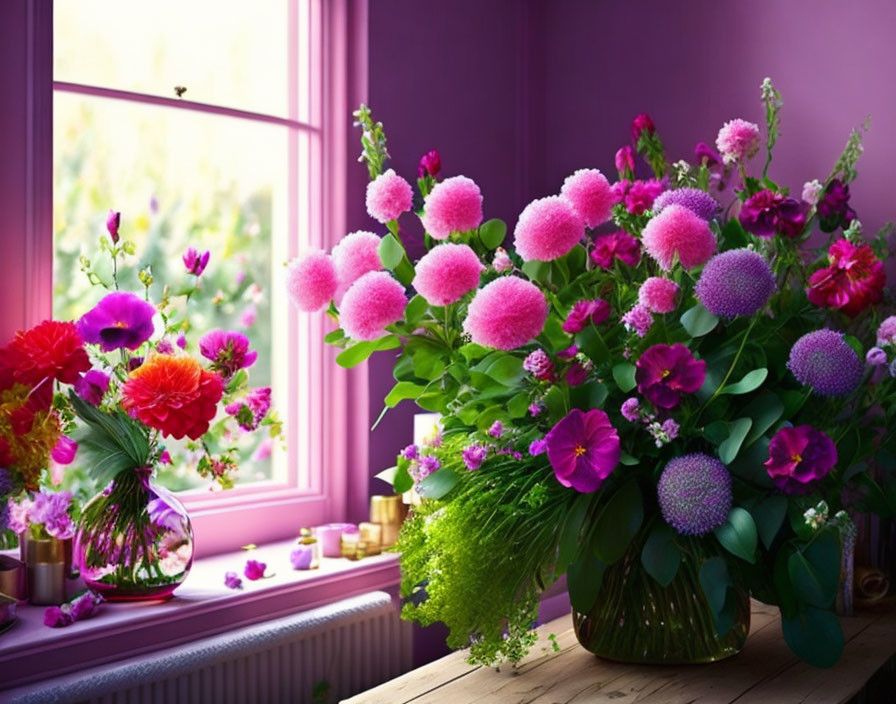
562, 299, 611, 334
615, 146, 635, 175
183, 247, 210, 276
817, 178, 856, 233
462, 444, 488, 471
694, 142, 721, 167
545, 409, 620, 493
68, 591, 103, 621
488, 421, 504, 438
565, 360, 592, 387
523, 349, 555, 381
631, 113, 656, 142
621, 304, 654, 338
529, 438, 547, 456
739, 189, 805, 238
106, 210, 120, 244
77, 291, 156, 352
418, 149, 441, 178
620, 398, 640, 422
244, 559, 267, 581
225, 387, 272, 431
51, 436, 78, 465
224, 571, 243, 589
147, 496, 185, 532
716, 118, 760, 164
43, 606, 72, 628
590, 231, 641, 269
199, 329, 258, 379
29, 490, 75, 539
400, 444, 419, 461
765, 425, 837, 494
635, 343, 706, 409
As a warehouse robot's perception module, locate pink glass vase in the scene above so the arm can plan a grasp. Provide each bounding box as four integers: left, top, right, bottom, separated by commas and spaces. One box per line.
74, 467, 193, 602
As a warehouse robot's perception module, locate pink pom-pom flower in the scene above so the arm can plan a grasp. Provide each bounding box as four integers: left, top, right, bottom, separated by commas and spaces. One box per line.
413, 243, 485, 306
286, 250, 339, 312
339, 272, 407, 341
716, 118, 761, 165
331, 230, 382, 300
513, 196, 585, 262
638, 277, 680, 314
463, 276, 548, 350
421, 176, 483, 239
365, 169, 413, 223
641, 204, 716, 271
560, 169, 614, 229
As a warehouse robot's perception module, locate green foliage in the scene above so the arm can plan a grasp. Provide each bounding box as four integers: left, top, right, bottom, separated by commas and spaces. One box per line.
714, 507, 758, 564
641, 522, 681, 587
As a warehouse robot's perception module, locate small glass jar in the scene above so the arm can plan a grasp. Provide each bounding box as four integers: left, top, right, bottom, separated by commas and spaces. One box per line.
341, 531, 360, 560
359, 522, 383, 556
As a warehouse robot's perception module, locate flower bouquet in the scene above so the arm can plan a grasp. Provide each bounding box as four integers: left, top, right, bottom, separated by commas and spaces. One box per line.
290, 81, 896, 668
2, 213, 279, 601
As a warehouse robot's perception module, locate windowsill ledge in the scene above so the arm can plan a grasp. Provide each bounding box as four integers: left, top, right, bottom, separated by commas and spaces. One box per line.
0, 542, 401, 691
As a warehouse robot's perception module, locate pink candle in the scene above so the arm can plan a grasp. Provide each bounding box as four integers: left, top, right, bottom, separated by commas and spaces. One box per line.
314, 523, 356, 558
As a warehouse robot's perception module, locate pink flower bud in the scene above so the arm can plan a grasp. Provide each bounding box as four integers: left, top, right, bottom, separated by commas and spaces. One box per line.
106, 210, 121, 244
183, 247, 210, 276
615, 146, 635, 174
631, 113, 655, 142
418, 149, 441, 178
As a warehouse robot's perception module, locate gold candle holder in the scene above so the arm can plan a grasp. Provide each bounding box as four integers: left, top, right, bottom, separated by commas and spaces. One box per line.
21, 533, 69, 605
341, 531, 360, 560
358, 522, 383, 556
0, 555, 27, 602
370, 495, 404, 548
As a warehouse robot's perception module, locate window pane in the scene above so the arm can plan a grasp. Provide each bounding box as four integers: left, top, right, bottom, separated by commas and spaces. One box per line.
53, 0, 309, 121
53, 92, 291, 491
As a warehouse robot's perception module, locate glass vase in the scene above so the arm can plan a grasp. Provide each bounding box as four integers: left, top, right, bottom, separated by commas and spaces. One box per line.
74, 467, 193, 602
573, 537, 750, 664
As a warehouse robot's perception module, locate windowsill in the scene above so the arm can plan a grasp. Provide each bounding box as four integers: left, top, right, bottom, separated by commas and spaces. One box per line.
0, 542, 401, 691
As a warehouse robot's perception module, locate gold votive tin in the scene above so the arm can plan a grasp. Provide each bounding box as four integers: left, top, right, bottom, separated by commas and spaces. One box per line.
358, 522, 383, 556
370, 495, 402, 525
21, 534, 69, 606
0, 555, 27, 602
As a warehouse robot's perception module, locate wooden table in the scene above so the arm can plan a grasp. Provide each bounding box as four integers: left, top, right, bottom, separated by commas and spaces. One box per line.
344, 601, 896, 703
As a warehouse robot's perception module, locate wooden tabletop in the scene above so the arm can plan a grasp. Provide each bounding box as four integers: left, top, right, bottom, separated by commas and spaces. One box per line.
343, 601, 896, 703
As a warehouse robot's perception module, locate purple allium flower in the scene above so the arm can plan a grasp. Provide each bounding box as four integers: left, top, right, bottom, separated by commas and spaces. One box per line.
418, 455, 441, 479
636, 343, 707, 409
77, 292, 156, 352
75, 369, 111, 406
631, 113, 656, 142
739, 189, 805, 238
615, 146, 635, 175
544, 409, 620, 493
621, 304, 653, 338
788, 329, 863, 397
183, 247, 210, 276
529, 403, 542, 417
523, 349, 555, 381
653, 188, 720, 221
867, 347, 888, 366
290, 545, 314, 570
562, 299, 611, 334
400, 444, 419, 461
225, 387, 272, 431
817, 178, 856, 233
565, 360, 592, 387
224, 571, 243, 590
50, 436, 78, 465
462, 444, 488, 471
658, 454, 732, 536
43, 606, 72, 628
199, 329, 258, 379
877, 316, 896, 346
694, 141, 721, 167
492, 247, 513, 273
106, 210, 120, 244
244, 560, 267, 581
661, 418, 679, 440
695, 248, 776, 318
417, 149, 441, 179
488, 421, 504, 438
764, 425, 837, 494
620, 398, 641, 422
529, 438, 547, 456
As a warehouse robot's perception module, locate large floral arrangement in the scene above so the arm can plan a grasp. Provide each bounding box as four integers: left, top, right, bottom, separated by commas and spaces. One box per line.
289, 81, 896, 669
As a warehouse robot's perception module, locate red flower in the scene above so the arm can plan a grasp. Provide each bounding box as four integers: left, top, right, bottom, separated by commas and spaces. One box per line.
121, 356, 224, 440
0, 321, 90, 387
807, 239, 885, 317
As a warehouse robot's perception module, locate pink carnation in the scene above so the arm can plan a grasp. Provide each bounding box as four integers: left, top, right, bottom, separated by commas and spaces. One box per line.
513, 196, 585, 262
286, 250, 339, 312
365, 169, 413, 223
641, 204, 716, 270
560, 169, 614, 228
413, 243, 485, 306
421, 176, 483, 239
716, 119, 761, 165
638, 277, 680, 314
339, 272, 407, 341
463, 276, 548, 350
331, 231, 382, 301
590, 231, 640, 269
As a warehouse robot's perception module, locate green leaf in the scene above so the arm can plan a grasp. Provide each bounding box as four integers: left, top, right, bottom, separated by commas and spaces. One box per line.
781, 606, 844, 668
742, 393, 784, 448
378, 232, 405, 269
416, 467, 459, 500
575, 325, 611, 367
393, 462, 414, 494
619, 452, 638, 466
612, 363, 637, 393
336, 335, 401, 368
843, 334, 864, 359
557, 494, 590, 575
478, 354, 524, 386
720, 218, 749, 249
404, 295, 429, 326
521, 259, 551, 284
681, 303, 719, 338
478, 219, 507, 249
703, 420, 730, 446
324, 328, 346, 344
458, 342, 489, 364
569, 381, 608, 412
720, 368, 768, 396
719, 417, 752, 464
567, 554, 607, 613
225, 368, 249, 394
753, 495, 788, 549
507, 393, 531, 419
593, 480, 643, 565
788, 529, 840, 608
384, 381, 425, 408
714, 507, 758, 563
698, 556, 732, 617
641, 522, 681, 587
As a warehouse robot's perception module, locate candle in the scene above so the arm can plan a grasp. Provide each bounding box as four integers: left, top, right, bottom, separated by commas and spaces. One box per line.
290, 545, 314, 570
341, 531, 360, 560
314, 523, 356, 558
359, 522, 383, 556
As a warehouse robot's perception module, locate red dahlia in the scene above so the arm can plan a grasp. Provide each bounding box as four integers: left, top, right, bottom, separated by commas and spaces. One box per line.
0, 320, 90, 387
121, 355, 224, 440
807, 239, 885, 317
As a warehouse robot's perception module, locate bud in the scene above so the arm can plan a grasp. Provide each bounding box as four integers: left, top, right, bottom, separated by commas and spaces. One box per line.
183, 247, 211, 276
106, 210, 121, 244
417, 149, 441, 179
694, 141, 721, 167
138, 266, 154, 287
630, 113, 655, 143
614, 146, 635, 175
122, 240, 137, 255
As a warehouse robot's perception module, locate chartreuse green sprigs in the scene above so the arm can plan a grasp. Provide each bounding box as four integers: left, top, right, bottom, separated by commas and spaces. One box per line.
395, 436, 575, 667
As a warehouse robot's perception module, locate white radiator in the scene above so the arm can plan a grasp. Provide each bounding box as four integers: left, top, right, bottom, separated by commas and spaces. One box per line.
6, 591, 412, 704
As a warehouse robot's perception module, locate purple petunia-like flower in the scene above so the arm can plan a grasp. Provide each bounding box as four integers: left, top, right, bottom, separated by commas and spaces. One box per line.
653, 188, 720, 221
867, 347, 887, 366
788, 329, 863, 397
562, 299, 611, 334
77, 292, 156, 352
695, 249, 776, 318
199, 329, 258, 379
764, 425, 837, 494
75, 369, 111, 406
529, 438, 547, 456
739, 190, 805, 238
183, 247, 210, 276
462, 444, 488, 471
544, 409, 620, 493
658, 454, 732, 536
636, 343, 706, 409
224, 571, 243, 590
